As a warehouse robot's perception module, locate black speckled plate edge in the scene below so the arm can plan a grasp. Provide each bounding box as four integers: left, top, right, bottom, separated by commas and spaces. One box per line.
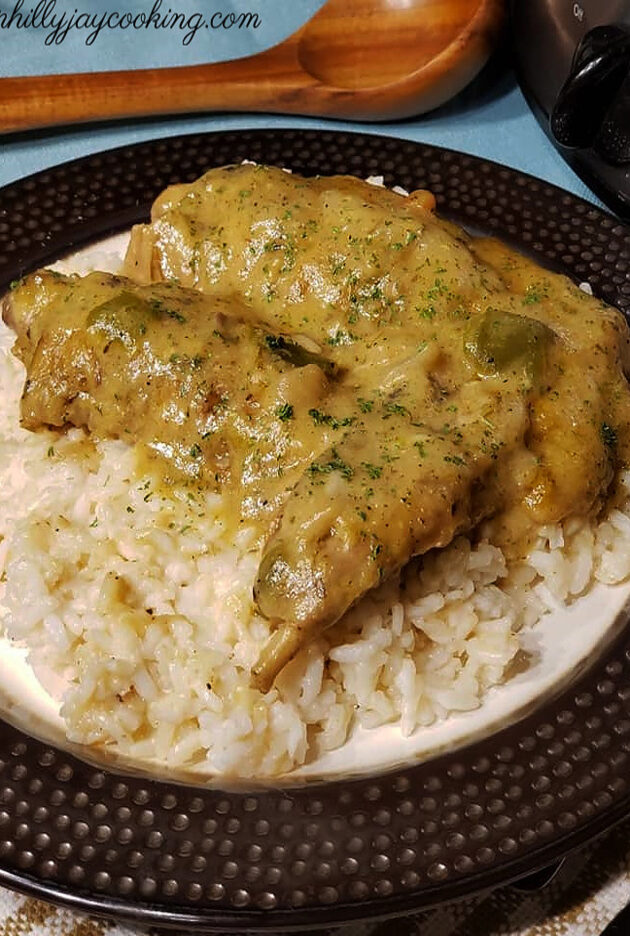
1, 128, 630, 932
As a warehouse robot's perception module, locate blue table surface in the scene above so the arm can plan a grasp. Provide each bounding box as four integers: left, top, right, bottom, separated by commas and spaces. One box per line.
0, 0, 602, 208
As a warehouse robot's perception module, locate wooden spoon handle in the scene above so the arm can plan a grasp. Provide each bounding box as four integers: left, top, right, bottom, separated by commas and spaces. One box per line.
0, 51, 307, 133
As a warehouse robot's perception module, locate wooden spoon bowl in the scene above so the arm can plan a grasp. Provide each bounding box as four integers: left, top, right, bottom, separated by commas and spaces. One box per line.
0, 0, 504, 133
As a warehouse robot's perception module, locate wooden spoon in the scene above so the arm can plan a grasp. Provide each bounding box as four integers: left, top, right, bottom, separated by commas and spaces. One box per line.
0, 0, 504, 133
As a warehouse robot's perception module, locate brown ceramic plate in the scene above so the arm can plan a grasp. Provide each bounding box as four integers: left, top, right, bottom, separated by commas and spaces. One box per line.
0, 129, 630, 932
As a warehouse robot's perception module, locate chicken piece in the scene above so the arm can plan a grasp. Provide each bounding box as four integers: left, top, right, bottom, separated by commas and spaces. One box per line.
123, 163, 506, 352
252, 382, 530, 690
2, 270, 342, 516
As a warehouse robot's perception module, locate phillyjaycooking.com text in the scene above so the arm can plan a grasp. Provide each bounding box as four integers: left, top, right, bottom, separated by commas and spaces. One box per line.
0, 0, 261, 45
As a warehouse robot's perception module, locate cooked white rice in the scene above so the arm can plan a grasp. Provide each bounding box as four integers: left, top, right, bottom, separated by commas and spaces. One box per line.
1, 309, 630, 779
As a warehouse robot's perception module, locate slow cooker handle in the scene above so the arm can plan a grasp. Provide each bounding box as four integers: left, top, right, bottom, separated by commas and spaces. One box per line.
550, 24, 630, 152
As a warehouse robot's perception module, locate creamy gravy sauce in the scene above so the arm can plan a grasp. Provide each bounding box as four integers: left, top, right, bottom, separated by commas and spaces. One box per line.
5, 165, 630, 685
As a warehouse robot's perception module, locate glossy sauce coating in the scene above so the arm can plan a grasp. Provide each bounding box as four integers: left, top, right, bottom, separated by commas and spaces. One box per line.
6, 165, 630, 688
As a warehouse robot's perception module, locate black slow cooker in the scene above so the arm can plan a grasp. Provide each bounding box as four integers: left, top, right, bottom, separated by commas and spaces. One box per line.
512, 0, 630, 218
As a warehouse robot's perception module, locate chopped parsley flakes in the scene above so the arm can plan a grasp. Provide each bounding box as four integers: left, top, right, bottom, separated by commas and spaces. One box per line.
276, 403, 294, 422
